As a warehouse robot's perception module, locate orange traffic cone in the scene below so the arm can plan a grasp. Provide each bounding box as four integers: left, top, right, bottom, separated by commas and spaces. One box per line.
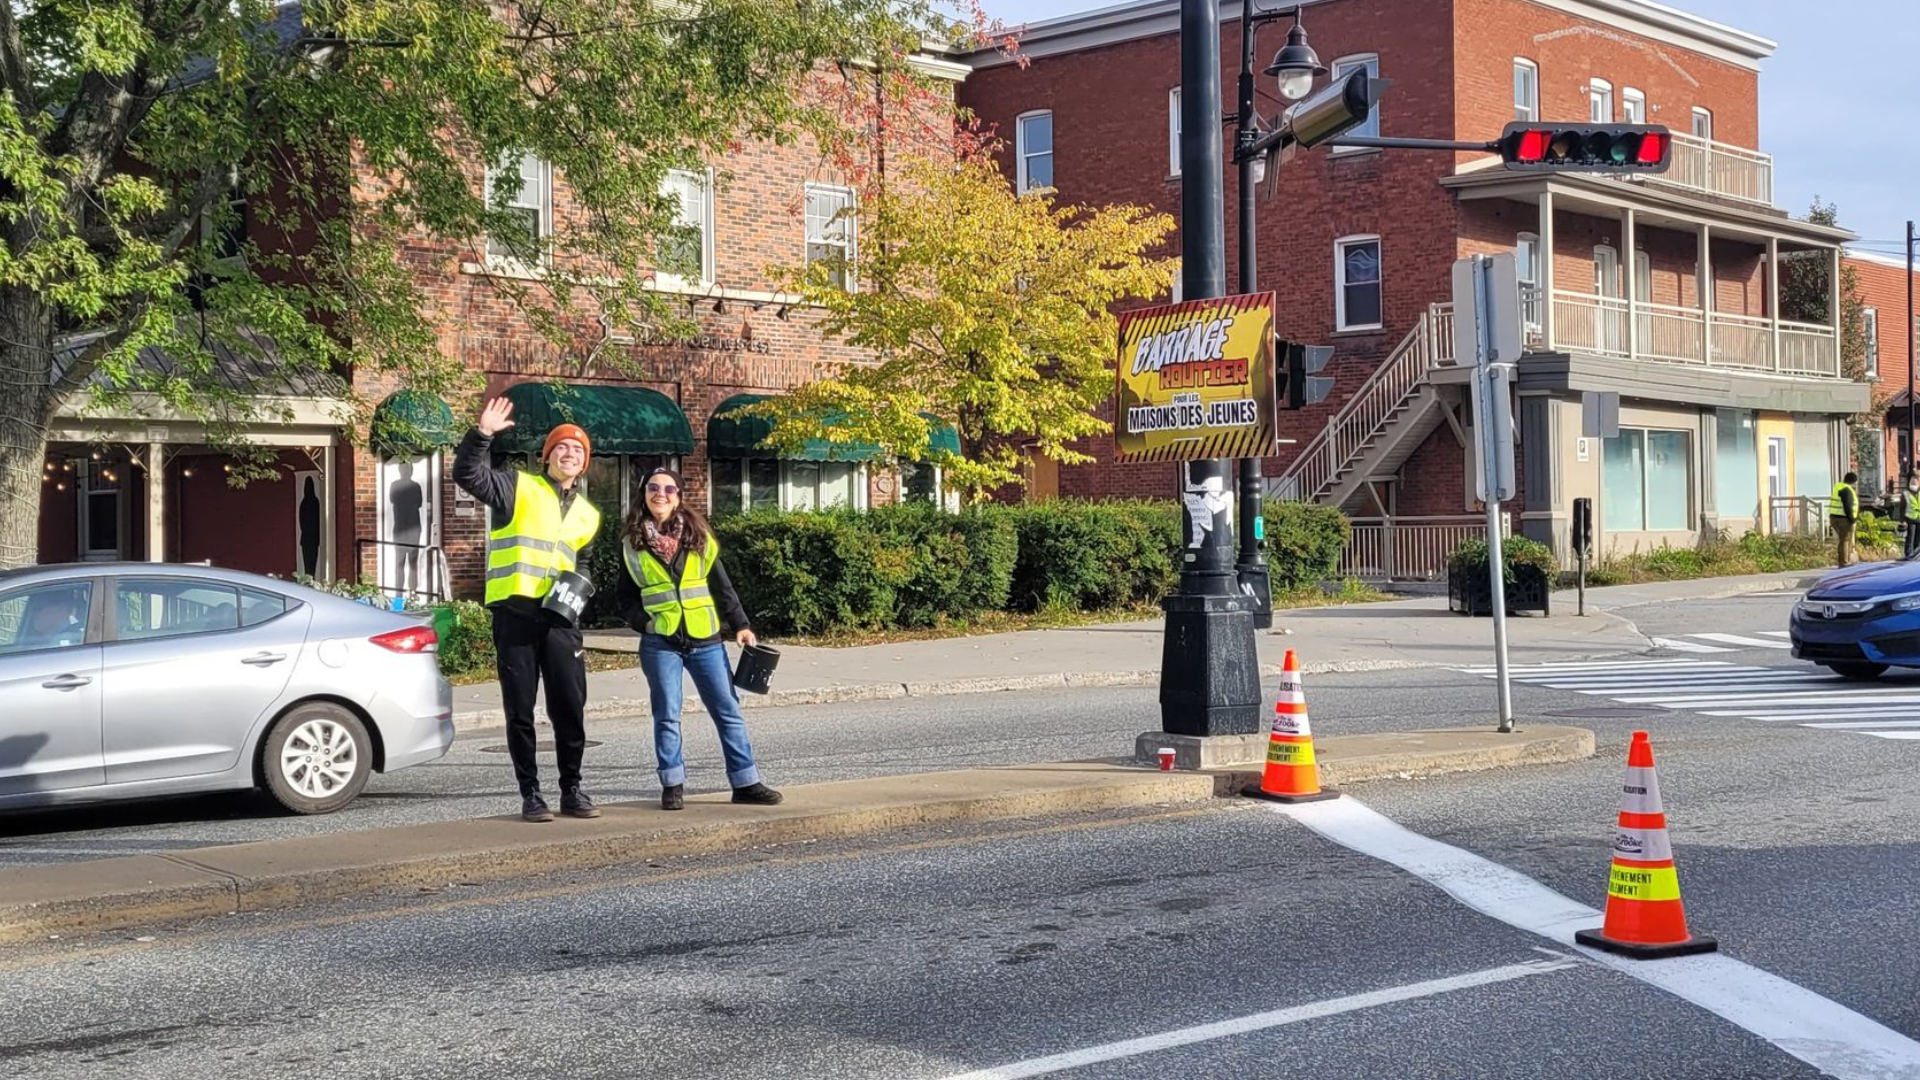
1243, 650, 1339, 804
1574, 730, 1718, 959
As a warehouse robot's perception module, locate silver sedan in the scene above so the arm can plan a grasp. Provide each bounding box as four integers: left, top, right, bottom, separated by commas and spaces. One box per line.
0, 562, 455, 815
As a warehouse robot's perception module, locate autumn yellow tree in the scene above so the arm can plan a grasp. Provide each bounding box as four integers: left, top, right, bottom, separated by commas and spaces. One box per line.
738, 150, 1175, 501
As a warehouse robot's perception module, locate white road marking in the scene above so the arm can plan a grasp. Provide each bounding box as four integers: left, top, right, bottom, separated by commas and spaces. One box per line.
1616, 691, 1920, 707
1801, 719, 1920, 729
1274, 797, 1920, 1080
1861, 731, 1920, 740
1692, 633, 1793, 649
1652, 636, 1736, 653
1460, 661, 1732, 675
1534, 675, 1835, 690
928, 957, 1578, 1080
1760, 630, 1793, 638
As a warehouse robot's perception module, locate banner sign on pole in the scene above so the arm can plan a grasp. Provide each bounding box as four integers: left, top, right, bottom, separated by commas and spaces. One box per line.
1114, 292, 1279, 462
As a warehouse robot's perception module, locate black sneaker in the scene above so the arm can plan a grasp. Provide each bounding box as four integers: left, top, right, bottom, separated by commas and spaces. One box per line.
661, 784, 685, 811
732, 782, 783, 805
522, 792, 555, 822
561, 786, 601, 819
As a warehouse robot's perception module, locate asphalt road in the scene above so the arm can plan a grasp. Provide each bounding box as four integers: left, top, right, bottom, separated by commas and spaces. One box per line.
0, 587, 1873, 867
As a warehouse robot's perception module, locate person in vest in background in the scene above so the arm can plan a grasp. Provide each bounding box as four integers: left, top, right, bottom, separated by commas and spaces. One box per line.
1904, 474, 1920, 560
616, 467, 782, 811
454, 397, 603, 822
1830, 471, 1859, 568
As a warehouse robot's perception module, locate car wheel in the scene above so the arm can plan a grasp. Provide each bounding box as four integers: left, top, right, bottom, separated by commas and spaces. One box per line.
1826, 662, 1889, 681
261, 702, 372, 814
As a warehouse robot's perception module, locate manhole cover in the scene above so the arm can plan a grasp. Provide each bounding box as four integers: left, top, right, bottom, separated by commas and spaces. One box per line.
479, 740, 605, 753
1543, 706, 1663, 719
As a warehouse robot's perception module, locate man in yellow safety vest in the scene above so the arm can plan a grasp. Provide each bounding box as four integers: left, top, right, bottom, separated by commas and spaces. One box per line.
454, 396, 603, 822
1829, 471, 1859, 568
1905, 475, 1920, 560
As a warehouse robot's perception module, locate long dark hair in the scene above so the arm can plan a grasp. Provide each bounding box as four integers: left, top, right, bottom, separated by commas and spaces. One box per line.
623, 466, 712, 553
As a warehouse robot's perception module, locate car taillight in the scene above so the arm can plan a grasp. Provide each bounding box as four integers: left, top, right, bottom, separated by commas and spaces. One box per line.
370, 626, 438, 653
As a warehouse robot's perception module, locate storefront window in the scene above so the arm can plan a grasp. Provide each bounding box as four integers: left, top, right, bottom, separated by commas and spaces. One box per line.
710, 458, 855, 515
1714, 410, 1757, 520
1602, 431, 1645, 531
1603, 428, 1692, 532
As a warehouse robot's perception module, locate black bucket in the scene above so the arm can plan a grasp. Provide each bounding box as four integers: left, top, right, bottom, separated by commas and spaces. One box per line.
539, 570, 595, 627
733, 643, 781, 695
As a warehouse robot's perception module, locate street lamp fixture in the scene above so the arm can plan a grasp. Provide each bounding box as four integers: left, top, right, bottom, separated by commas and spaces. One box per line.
1265, 20, 1325, 102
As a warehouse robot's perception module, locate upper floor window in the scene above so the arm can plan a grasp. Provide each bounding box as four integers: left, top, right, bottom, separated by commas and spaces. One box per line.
1335, 235, 1383, 331
1864, 307, 1880, 380
1017, 110, 1053, 193
1516, 232, 1542, 331
1513, 59, 1539, 122
485, 153, 550, 265
656, 168, 715, 288
1168, 88, 1182, 177
1588, 78, 1614, 122
1622, 87, 1646, 124
805, 183, 857, 291
1331, 55, 1380, 151
1691, 107, 1714, 141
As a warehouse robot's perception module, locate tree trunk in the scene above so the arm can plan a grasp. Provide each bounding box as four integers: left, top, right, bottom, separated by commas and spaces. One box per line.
0, 292, 56, 570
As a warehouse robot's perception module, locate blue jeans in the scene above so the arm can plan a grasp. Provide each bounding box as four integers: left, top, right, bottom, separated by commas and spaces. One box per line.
639, 634, 761, 789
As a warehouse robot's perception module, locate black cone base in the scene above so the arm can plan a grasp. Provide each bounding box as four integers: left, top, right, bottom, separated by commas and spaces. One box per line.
1243, 786, 1341, 804
1574, 927, 1719, 960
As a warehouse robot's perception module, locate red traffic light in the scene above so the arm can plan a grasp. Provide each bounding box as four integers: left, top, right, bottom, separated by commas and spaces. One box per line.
1498, 122, 1672, 174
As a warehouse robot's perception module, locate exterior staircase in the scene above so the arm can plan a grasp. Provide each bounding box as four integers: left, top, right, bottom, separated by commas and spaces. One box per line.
1270, 303, 1458, 513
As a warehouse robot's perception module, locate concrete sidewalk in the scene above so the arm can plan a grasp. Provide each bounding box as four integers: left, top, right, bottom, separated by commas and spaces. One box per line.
0, 725, 1593, 944
451, 571, 1821, 729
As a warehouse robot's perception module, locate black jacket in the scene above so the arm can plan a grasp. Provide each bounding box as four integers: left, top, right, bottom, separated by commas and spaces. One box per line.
614, 534, 753, 647
452, 427, 595, 622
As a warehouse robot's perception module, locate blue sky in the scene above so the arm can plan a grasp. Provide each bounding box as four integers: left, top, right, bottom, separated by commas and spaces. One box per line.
974, 0, 1920, 259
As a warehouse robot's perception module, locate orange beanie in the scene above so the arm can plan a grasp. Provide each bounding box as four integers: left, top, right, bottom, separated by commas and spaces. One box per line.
542, 423, 591, 461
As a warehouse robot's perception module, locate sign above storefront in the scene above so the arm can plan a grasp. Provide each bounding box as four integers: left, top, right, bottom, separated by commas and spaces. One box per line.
1114, 292, 1279, 463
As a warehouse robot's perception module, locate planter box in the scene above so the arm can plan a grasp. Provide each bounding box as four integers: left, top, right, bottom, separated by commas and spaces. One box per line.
1448, 563, 1551, 617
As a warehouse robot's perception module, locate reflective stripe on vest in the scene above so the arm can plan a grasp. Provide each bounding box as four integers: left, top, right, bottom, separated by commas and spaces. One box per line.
485, 475, 602, 605
1830, 483, 1855, 519
622, 535, 722, 639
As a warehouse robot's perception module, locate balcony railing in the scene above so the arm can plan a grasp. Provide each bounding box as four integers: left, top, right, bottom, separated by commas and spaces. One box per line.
1652, 132, 1773, 207
1341, 515, 1509, 582
1532, 288, 1841, 378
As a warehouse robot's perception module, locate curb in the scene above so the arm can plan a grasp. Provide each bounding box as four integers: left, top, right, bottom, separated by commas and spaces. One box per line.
451, 659, 1444, 731
0, 727, 1593, 943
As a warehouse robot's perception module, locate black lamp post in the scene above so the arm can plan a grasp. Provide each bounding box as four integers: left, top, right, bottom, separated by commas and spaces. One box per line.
1232, 4, 1324, 630
1160, 0, 1263, 738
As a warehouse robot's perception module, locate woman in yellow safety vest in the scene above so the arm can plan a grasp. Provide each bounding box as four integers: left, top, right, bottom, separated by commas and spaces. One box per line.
615, 466, 782, 811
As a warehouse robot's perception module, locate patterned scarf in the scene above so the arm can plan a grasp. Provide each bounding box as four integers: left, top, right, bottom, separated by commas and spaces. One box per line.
642, 515, 682, 564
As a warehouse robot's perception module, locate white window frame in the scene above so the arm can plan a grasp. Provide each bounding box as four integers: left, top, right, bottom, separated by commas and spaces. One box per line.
1512, 58, 1539, 122
1691, 107, 1714, 141
655, 167, 715, 289
1516, 232, 1541, 331
1334, 234, 1383, 332
1864, 307, 1880, 380
1622, 87, 1646, 124
484, 152, 552, 268
1330, 54, 1380, 153
78, 459, 122, 561
1168, 88, 1182, 177
1016, 109, 1054, 193
1588, 78, 1614, 123
804, 183, 858, 292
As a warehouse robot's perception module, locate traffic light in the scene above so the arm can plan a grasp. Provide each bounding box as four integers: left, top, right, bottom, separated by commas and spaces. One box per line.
1498, 122, 1672, 174
1276, 339, 1335, 410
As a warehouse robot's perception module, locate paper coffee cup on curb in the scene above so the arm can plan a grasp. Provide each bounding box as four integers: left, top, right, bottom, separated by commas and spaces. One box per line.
1157, 747, 1176, 771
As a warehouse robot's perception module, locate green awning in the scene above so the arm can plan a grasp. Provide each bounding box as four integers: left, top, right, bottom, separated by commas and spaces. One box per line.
926, 418, 961, 457
370, 389, 459, 457
496, 382, 694, 456
708, 393, 881, 462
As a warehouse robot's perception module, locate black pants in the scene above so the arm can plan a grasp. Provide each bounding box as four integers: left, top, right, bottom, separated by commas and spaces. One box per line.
491, 605, 588, 796
1907, 519, 1920, 560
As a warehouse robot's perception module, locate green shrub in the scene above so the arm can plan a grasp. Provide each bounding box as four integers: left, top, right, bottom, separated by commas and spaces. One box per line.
1004, 499, 1180, 612
433, 600, 496, 678
1642, 543, 1707, 578
1263, 501, 1351, 592
1857, 511, 1899, 550
1449, 534, 1555, 581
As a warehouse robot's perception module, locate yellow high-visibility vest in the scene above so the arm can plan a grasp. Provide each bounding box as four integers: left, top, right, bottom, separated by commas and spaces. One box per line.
1829, 482, 1856, 520
623, 535, 722, 639
485, 476, 601, 606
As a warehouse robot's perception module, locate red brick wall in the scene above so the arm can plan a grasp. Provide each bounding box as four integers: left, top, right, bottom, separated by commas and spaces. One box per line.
1852, 256, 1916, 392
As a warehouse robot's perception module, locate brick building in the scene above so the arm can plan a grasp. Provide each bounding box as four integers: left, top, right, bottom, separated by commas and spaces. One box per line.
959, 0, 1868, 573
35, 37, 969, 602
1845, 251, 1920, 495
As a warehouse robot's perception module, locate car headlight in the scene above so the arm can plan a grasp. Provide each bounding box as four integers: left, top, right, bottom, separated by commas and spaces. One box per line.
1892, 595, 1920, 612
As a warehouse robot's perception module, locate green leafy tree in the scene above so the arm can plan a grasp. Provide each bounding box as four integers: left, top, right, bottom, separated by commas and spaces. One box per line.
1782, 198, 1880, 477
0, 0, 980, 568
737, 150, 1176, 501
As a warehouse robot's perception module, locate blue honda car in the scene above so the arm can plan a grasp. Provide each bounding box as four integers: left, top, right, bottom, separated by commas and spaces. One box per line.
1789, 556, 1920, 679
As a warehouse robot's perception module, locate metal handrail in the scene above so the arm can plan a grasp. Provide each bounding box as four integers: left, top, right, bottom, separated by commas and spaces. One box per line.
354, 538, 451, 603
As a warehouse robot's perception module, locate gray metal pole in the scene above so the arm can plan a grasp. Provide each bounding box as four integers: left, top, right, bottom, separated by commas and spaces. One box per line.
1234, 3, 1271, 628
1907, 220, 1914, 489
1473, 256, 1515, 733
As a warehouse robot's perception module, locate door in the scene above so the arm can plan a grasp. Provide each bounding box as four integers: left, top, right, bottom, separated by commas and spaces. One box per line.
1594, 246, 1623, 354
100, 576, 310, 784
1767, 436, 1789, 533
0, 580, 104, 795
377, 454, 439, 600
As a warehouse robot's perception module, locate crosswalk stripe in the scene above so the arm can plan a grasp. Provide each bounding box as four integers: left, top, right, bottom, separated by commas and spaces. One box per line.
1692, 633, 1793, 649
1618, 692, 1920, 707
1651, 636, 1736, 653
1800, 719, 1920, 729
1522, 671, 1823, 684
1708, 708, 1920, 720
1461, 660, 1731, 675
1862, 731, 1920, 740
1759, 630, 1792, 639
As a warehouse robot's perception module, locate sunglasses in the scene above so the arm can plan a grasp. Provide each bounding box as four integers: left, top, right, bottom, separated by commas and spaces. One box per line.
646, 482, 679, 495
